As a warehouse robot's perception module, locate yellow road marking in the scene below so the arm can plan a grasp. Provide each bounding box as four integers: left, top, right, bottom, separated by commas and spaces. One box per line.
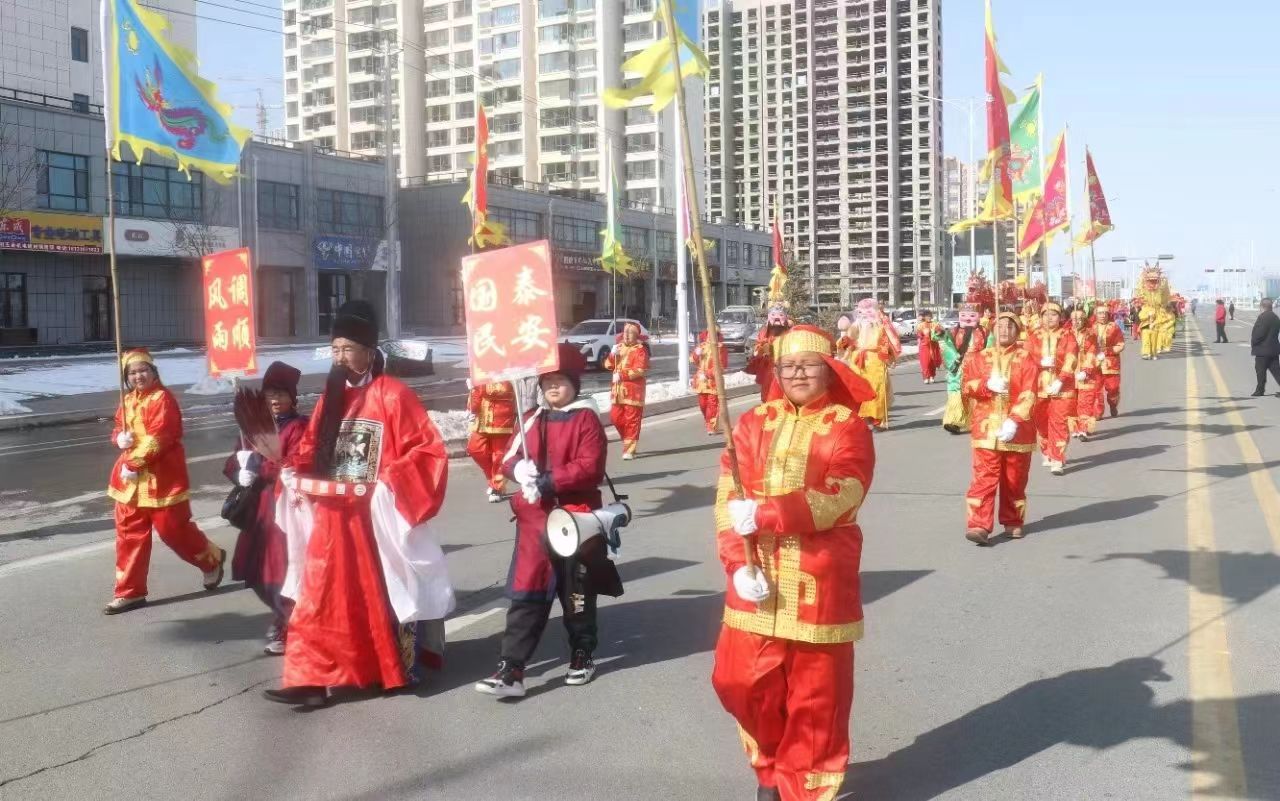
1193, 324, 1280, 551
1185, 336, 1248, 798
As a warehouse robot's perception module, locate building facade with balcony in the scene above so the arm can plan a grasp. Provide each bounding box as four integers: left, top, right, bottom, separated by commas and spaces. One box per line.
703, 0, 944, 309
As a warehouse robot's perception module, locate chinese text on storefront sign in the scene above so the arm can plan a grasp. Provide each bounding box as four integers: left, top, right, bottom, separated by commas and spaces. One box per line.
201, 247, 257, 376
461, 240, 560, 385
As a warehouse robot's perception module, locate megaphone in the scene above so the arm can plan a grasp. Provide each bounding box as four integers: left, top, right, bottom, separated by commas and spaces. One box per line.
546, 502, 632, 558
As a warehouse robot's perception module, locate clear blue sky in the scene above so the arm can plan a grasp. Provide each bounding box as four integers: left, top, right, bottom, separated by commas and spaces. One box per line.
198, 0, 1280, 289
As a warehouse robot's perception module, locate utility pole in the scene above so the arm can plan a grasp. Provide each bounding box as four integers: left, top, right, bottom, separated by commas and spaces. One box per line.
381, 41, 401, 338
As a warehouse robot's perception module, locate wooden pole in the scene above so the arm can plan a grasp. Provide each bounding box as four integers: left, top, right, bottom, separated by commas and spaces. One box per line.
657, 0, 752, 568
105, 148, 125, 413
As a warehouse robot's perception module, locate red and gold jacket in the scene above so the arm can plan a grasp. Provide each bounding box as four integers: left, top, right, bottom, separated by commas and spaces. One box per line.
108, 385, 192, 508
1025, 326, 1080, 399
467, 381, 515, 436
1092, 320, 1126, 375
715, 396, 875, 644
1069, 327, 1102, 390
691, 340, 729, 394
961, 343, 1039, 452
744, 333, 783, 397
604, 341, 649, 408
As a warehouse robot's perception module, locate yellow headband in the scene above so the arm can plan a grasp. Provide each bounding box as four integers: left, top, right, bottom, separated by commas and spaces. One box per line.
120, 350, 155, 370
996, 311, 1023, 331
1041, 302, 1063, 315
777, 330, 834, 358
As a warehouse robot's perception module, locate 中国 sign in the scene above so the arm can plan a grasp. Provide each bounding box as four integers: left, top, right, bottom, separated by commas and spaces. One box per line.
201, 247, 258, 376
461, 240, 560, 385
313, 235, 379, 270
0, 211, 103, 254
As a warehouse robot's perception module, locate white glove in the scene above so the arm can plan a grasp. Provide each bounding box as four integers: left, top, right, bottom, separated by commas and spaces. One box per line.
1040, 356, 1055, 368
612, 371, 621, 384
280, 467, 298, 491
237, 468, 257, 488
235, 450, 255, 469
513, 458, 539, 487
115, 431, 135, 450
520, 482, 541, 504
727, 499, 759, 537
465, 378, 473, 390
998, 418, 1018, 443
119, 463, 138, 482
985, 375, 1008, 394
1047, 379, 1063, 396
1075, 371, 1088, 382
732, 566, 771, 604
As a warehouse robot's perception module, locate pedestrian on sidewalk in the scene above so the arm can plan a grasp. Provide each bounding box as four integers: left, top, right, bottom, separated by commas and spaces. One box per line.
475, 343, 622, 698
104, 349, 226, 615
711, 325, 877, 801
221, 361, 308, 655
1229, 300, 1236, 320
1250, 298, 1280, 397
1215, 299, 1229, 343
264, 301, 454, 708
962, 313, 1039, 545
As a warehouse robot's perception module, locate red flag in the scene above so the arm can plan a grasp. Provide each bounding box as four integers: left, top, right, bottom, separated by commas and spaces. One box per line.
980, 0, 1016, 220
767, 211, 787, 301
462, 105, 508, 249
201, 247, 257, 376
1080, 148, 1114, 245
1018, 131, 1069, 257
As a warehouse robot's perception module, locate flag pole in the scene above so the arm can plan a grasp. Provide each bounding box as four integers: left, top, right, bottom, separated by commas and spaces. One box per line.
100, 0, 125, 411
656, 0, 751, 566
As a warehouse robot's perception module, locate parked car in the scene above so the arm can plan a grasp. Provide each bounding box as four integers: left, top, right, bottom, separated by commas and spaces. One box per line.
558, 318, 650, 370
892, 309, 919, 337
713, 306, 759, 351
940, 309, 961, 330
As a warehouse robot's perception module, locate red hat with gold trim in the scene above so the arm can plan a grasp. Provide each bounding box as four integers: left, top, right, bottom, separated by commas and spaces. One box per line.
120, 348, 155, 371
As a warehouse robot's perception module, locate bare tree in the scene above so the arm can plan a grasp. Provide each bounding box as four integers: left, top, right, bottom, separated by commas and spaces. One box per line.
157, 181, 237, 259
0, 120, 41, 218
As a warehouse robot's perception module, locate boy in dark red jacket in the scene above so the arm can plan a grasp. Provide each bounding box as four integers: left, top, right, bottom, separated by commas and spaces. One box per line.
475, 344, 622, 698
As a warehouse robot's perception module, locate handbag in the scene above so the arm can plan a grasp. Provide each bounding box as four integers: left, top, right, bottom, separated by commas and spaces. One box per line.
220, 480, 263, 529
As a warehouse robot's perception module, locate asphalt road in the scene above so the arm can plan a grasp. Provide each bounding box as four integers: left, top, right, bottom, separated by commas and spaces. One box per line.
1, 312, 1278, 800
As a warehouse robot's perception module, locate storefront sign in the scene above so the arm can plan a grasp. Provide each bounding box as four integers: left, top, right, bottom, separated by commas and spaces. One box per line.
461, 239, 560, 384
314, 235, 380, 270
110, 218, 239, 257
201, 247, 258, 376
0, 211, 103, 254
554, 250, 601, 273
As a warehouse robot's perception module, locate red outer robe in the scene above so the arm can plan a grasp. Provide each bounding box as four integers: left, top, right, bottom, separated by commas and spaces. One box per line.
502, 405, 617, 601
283, 374, 449, 690
222, 413, 309, 616
916, 320, 943, 379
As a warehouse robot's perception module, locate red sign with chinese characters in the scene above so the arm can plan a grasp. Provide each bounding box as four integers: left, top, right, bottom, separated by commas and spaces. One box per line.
461, 240, 560, 385
201, 247, 258, 376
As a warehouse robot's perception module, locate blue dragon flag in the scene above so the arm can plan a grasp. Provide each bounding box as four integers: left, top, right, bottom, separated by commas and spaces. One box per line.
103, 0, 250, 183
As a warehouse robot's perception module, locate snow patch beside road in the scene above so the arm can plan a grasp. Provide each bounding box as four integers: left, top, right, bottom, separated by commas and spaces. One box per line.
591, 371, 754, 414
0, 399, 33, 415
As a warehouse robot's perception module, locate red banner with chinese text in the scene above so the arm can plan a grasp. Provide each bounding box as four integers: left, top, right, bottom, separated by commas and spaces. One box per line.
461, 240, 559, 385
201, 247, 258, 376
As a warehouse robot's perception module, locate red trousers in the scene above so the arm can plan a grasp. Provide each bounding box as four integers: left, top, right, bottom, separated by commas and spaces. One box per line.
610, 403, 643, 455
698, 392, 720, 432
1100, 374, 1121, 415
965, 449, 1031, 532
113, 501, 220, 599
1033, 396, 1074, 464
713, 626, 854, 801
1073, 386, 1100, 435
466, 431, 512, 492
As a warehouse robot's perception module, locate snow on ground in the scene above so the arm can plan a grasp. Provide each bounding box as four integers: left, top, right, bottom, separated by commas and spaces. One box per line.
431, 409, 474, 442
591, 371, 754, 414
901, 344, 919, 356
0, 399, 33, 415
185, 375, 238, 396
0, 338, 472, 405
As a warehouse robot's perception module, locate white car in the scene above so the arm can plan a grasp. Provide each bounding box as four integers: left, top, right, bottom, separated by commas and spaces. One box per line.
558, 318, 650, 370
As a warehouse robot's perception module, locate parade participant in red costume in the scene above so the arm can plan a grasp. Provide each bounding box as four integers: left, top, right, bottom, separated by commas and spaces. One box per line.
266, 301, 454, 707
476, 344, 622, 697
1092, 303, 1126, 418
604, 322, 650, 460
1026, 303, 1078, 476
104, 349, 225, 615
1067, 307, 1102, 441
223, 361, 309, 654
962, 313, 1039, 545
916, 310, 942, 383
466, 379, 516, 502
712, 325, 876, 801
693, 330, 730, 434
745, 305, 793, 402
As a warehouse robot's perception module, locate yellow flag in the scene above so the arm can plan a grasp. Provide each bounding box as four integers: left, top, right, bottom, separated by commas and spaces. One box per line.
603, 1, 708, 113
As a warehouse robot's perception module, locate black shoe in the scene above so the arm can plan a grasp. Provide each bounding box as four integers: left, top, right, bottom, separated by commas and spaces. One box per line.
263, 686, 328, 707
566, 649, 596, 686
474, 659, 526, 697
1251, 390, 1266, 397
756, 787, 782, 801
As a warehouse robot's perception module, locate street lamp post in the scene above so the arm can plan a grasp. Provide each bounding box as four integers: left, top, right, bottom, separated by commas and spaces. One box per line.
913, 92, 982, 285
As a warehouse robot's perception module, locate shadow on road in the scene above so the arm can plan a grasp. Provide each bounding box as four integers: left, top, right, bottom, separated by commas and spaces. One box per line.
158, 609, 273, 644
1096, 549, 1280, 606
843, 657, 1280, 800
1069, 445, 1170, 472
1032, 494, 1166, 534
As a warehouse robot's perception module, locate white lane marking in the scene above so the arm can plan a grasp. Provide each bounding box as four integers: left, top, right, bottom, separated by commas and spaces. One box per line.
0, 516, 227, 579
0, 419, 237, 458
922, 404, 947, 417
444, 606, 505, 636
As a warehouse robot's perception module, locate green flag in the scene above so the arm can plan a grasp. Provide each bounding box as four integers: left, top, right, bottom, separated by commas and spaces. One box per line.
597, 146, 634, 275
1009, 76, 1042, 201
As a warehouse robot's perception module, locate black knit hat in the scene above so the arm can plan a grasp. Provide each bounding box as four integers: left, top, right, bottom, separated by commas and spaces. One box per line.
332, 300, 379, 348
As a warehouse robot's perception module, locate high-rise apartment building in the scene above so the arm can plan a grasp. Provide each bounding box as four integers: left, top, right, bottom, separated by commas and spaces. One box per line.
942, 155, 974, 224
703, 0, 943, 308
282, 0, 701, 210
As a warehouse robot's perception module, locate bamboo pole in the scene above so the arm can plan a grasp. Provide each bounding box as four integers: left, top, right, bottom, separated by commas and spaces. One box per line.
656, 0, 752, 568
106, 149, 126, 414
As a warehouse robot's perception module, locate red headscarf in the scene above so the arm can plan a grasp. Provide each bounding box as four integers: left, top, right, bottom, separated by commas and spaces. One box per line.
765, 325, 875, 408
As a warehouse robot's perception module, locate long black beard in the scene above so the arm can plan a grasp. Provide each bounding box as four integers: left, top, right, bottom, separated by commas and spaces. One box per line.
312, 363, 348, 478
957, 326, 975, 357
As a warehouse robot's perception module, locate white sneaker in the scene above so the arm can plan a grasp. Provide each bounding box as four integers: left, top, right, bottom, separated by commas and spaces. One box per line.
1050, 462, 1065, 476
621, 452, 635, 461
202, 548, 226, 591
565, 650, 596, 686
486, 487, 503, 503
1041, 457, 1051, 468
475, 661, 526, 697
